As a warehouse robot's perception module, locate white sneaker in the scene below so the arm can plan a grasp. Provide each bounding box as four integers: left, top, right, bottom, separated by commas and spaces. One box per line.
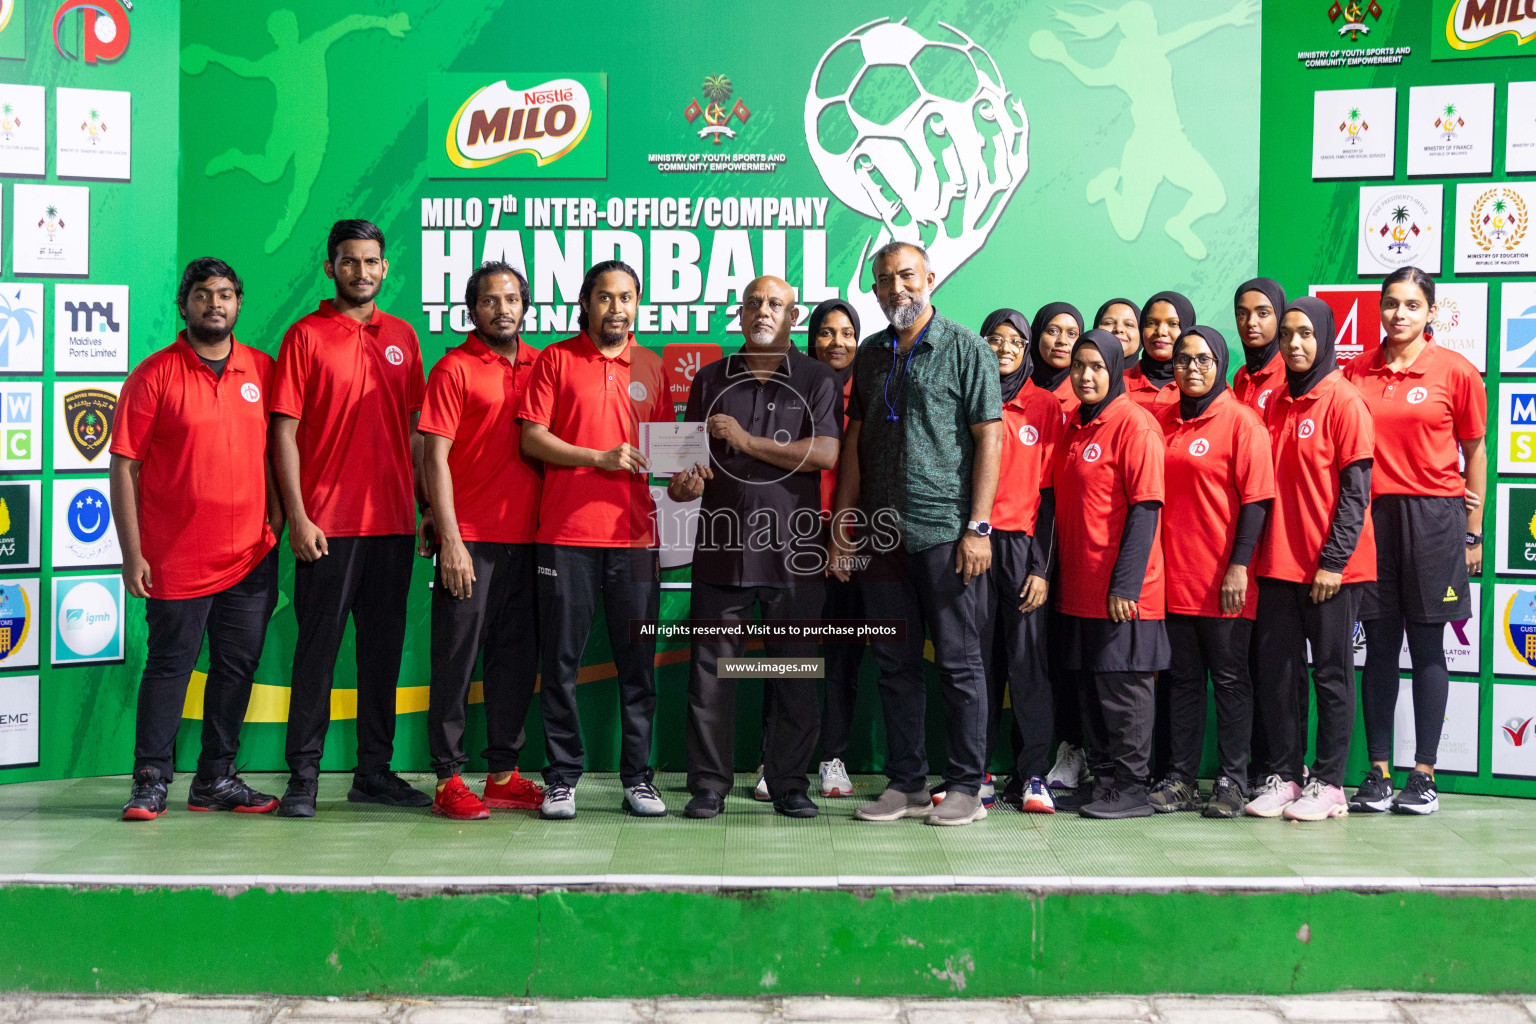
624, 780, 667, 817
1244, 774, 1303, 818
820, 758, 853, 797
540, 784, 575, 820
753, 765, 770, 801
1021, 776, 1056, 814
1045, 742, 1088, 790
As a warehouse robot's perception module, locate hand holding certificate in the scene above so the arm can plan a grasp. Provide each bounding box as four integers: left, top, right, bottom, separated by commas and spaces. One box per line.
640, 421, 709, 477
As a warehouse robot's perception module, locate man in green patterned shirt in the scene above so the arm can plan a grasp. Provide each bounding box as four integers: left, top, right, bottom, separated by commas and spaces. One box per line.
827, 241, 1002, 827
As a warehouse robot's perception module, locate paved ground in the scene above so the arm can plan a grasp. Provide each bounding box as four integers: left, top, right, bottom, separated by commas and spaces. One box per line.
2, 994, 1535, 1024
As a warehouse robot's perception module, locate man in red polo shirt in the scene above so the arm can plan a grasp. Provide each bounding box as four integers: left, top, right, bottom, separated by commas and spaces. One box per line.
418, 261, 545, 820
111, 257, 283, 820
271, 220, 430, 817
519, 259, 671, 820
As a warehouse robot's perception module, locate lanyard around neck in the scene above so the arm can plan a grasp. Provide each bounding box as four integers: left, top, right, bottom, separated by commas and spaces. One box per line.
881, 320, 932, 423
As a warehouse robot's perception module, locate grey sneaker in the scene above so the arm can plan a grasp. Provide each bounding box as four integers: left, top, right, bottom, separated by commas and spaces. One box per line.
853, 786, 932, 822
1148, 773, 1201, 813
623, 780, 667, 817
540, 784, 575, 820
926, 790, 987, 826
1046, 741, 1089, 790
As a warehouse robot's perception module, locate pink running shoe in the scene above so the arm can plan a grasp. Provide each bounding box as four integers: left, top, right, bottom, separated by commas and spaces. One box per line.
1244, 774, 1303, 818
1284, 779, 1349, 821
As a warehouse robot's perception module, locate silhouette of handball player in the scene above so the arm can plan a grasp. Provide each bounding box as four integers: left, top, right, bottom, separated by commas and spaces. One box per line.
182, 10, 411, 254
1030, 0, 1257, 260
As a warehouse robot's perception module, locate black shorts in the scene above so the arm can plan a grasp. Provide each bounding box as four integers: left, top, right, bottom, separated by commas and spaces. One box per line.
1359, 494, 1470, 624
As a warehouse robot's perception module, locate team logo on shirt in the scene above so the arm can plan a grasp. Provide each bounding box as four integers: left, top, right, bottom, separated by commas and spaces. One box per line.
62, 388, 115, 463
1082, 442, 1102, 463
628, 380, 649, 402
1018, 424, 1039, 446
239, 382, 260, 403
1189, 437, 1210, 457
1258, 389, 1273, 410
1407, 386, 1428, 404
384, 345, 405, 366
1298, 418, 1316, 439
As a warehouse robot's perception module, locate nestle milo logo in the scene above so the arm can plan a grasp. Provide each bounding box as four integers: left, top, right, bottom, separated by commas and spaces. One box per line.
431, 73, 606, 179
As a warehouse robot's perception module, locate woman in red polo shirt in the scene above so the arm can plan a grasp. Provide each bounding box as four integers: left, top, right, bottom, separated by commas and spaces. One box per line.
1232, 278, 1288, 416
1030, 302, 1091, 792
1152, 326, 1275, 819
1095, 297, 1142, 364
1343, 267, 1486, 816
1029, 302, 1084, 416
806, 297, 864, 800
1124, 291, 1195, 411
980, 307, 1064, 813
1050, 329, 1168, 819
1247, 297, 1375, 822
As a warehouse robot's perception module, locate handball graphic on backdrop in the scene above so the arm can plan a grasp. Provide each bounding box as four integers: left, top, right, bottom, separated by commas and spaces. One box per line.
4, 1, 1261, 781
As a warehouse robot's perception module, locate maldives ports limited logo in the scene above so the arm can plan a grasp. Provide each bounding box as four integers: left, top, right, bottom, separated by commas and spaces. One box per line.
52, 0, 130, 64
430, 73, 606, 179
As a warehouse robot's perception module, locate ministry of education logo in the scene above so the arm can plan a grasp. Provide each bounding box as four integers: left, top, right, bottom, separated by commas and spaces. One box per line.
62, 387, 114, 463
1328, 0, 1383, 41
684, 74, 750, 145
1470, 187, 1527, 254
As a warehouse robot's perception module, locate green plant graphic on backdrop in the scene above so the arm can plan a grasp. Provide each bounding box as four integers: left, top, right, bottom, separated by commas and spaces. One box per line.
181, 10, 412, 254
1030, 0, 1258, 260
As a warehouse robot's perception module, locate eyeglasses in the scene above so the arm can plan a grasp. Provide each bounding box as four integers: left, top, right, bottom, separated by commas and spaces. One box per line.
985, 334, 1025, 350
1173, 354, 1217, 371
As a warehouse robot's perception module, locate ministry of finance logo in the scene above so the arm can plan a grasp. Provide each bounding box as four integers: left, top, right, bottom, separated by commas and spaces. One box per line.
806, 18, 1028, 333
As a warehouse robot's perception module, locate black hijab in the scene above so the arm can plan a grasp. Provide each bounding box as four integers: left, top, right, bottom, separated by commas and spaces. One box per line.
980, 308, 1032, 403
806, 298, 860, 389
1281, 296, 1337, 398
1233, 277, 1287, 375
1071, 329, 1128, 425
1093, 297, 1143, 362
1174, 325, 1230, 421
1138, 290, 1197, 385
1029, 301, 1084, 393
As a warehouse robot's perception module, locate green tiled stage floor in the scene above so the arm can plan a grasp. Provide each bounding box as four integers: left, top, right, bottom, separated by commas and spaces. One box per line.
3, 772, 1534, 883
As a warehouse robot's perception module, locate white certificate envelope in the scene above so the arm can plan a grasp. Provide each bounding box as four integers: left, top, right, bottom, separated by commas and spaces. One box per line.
641, 421, 709, 477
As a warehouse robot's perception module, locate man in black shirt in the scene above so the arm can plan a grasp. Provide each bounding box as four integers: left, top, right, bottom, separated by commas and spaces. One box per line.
670, 275, 842, 819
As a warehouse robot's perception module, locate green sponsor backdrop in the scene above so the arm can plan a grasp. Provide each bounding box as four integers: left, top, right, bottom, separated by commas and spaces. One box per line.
1262, 0, 1536, 797
3, 0, 1261, 782
0, 2, 178, 781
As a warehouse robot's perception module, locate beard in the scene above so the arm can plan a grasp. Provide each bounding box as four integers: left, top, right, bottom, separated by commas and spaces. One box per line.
186, 317, 235, 344
594, 317, 629, 347
880, 290, 929, 331
747, 324, 778, 346
476, 317, 521, 346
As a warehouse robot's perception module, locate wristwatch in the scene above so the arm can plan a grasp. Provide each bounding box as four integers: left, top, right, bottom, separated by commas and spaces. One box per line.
1466, 532, 1483, 546
967, 520, 992, 537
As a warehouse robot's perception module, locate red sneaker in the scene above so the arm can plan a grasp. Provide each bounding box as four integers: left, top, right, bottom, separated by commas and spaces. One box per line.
482, 768, 544, 810
431, 775, 490, 820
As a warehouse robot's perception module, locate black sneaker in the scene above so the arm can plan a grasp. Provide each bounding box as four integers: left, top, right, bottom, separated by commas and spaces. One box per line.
1080, 782, 1154, 819
348, 770, 432, 807
1390, 770, 1439, 815
188, 774, 279, 814
684, 790, 723, 819
1053, 776, 1109, 813
122, 767, 168, 821
1202, 775, 1246, 819
278, 777, 318, 818
1348, 764, 1393, 813
1000, 775, 1025, 810
1148, 772, 1201, 813
773, 791, 819, 818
